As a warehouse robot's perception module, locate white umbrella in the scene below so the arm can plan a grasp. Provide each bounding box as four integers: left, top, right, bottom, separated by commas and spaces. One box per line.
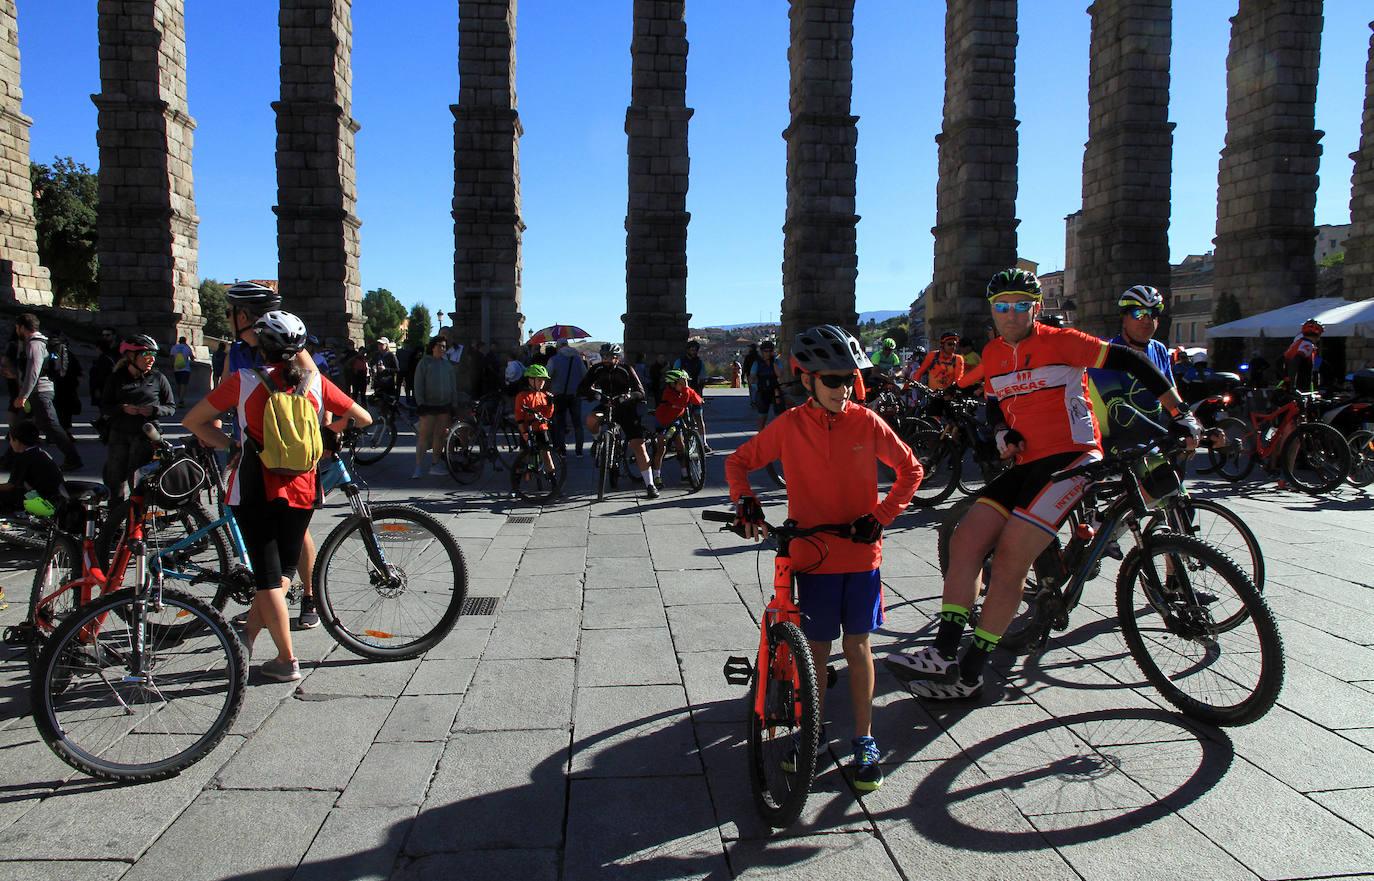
1204, 297, 1369, 339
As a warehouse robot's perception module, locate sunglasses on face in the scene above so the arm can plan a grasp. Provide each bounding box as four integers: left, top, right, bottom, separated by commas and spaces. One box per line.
942, 341, 957, 347
992, 301, 1036, 314
1122, 307, 1162, 321
815, 373, 856, 389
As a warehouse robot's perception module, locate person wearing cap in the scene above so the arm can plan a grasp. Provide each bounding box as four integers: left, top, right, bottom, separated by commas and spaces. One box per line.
100, 334, 176, 503
886, 268, 1199, 702
412, 335, 461, 479
649, 368, 704, 486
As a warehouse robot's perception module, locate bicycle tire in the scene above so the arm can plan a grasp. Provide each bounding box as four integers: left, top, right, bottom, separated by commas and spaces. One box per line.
444, 420, 487, 485
1116, 532, 1283, 726
1203, 417, 1254, 481
27, 531, 84, 671
935, 495, 1046, 655
765, 461, 786, 489
353, 416, 397, 465
1280, 421, 1351, 495
1145, 496, 1265, 595
32, 587, 246, 781
314, 504, 468, 660
682, 429, 707, 493
594, 435, 610, 500
96, 500, 233, 625
909, 430, 959, 507
1347, 429, 1374, 488
747, 620, 820, 828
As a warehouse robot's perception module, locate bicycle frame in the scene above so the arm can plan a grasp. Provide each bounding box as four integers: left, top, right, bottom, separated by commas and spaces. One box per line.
1249, 399, 1302, 461
752, 539, 805, 721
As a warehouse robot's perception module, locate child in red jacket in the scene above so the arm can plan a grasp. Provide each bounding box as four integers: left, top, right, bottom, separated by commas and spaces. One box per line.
513, 365, 557, 484
649, 368, 703, 486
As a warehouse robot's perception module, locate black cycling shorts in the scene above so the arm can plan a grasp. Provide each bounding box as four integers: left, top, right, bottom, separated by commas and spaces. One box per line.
975, 450, 1101, 536
751, 387, 785, 416
612, 402, 645, 441
231, 499, 315, 592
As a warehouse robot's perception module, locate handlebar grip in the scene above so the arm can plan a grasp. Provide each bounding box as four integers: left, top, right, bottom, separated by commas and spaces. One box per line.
702, 510, 737, 523
143, 422, 162, 443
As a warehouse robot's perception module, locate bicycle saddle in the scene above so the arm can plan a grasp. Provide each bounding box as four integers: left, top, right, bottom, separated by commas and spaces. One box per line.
66, 481, 111, 505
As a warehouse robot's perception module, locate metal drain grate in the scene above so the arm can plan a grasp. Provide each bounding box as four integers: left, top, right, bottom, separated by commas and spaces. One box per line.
461, 596, 500, 616
507, 515, 536, 524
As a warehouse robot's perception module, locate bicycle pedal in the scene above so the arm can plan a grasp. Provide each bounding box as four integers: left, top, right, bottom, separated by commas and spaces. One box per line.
722, 655, 753, 685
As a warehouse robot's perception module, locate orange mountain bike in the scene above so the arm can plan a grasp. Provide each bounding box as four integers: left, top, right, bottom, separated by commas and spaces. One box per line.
705, 510, 850, 828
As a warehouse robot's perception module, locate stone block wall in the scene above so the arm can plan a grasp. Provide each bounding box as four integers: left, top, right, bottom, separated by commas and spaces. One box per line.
452, 0, 524, 352
1075, 0, 1173, 338
1345, 22, 1374, 305
780, 0, 859, 350
0, 0, 50, 306
274, 0, 363, 347
928, 0, 1019, 349
1212, 0, 1323, 328
623, 0, 692, 361
94, 0, 203, 345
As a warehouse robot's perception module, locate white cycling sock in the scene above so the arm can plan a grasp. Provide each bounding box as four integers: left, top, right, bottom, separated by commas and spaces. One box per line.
641, 468, 654, 487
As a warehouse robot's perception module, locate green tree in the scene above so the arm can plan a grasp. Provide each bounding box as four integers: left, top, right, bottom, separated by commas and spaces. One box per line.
31, 157, 98, 309
362, 288, 406, 344
404, 303, 433, 350
199, 279, 232, 338
1319, 251, 1345, 268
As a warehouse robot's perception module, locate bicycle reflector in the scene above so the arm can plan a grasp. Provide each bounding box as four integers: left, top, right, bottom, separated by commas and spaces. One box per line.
722, 655, 753, 685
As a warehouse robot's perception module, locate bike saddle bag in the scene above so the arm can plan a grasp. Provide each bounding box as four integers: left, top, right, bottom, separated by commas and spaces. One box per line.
145, 453, 208, 509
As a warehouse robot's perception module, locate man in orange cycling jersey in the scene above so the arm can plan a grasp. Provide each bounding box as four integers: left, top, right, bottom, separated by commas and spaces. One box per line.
728, 324, 922, 792
912, 331, 965, 391
886, 268, 1199, 700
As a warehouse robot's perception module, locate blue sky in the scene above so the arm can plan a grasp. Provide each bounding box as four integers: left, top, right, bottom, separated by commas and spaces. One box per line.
17, 1, 1372, 342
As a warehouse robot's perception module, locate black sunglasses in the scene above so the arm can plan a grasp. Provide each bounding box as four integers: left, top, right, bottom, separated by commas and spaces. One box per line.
1122, 307, 1162, 321
815, 373, 856, 389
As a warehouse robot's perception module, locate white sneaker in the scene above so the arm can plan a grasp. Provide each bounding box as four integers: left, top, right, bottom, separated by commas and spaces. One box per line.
883, 647, 959, 683
908, 676, 983, 701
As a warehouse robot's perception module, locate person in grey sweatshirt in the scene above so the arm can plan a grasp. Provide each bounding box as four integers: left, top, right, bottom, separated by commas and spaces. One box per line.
12, 313, 82, 471
547, 341, 587, 457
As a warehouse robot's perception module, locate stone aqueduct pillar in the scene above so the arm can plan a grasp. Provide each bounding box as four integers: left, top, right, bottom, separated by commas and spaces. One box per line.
1075, 0, 1174, 338
93, 0, 203, 345
0, 0, 50, 305
927, 0, 1019, 348
779, 0, 860, 349
274, 0, 364, 347
451, 0, 524, 353
1211, 0, 1324, 330
1344, 22, 1374, 305
622, 0, 692, 363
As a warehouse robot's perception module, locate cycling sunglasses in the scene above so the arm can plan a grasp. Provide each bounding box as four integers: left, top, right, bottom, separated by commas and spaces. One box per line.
992, 301, 1036, 314
1122, 307, 1163, 321
814, 372, 856, 389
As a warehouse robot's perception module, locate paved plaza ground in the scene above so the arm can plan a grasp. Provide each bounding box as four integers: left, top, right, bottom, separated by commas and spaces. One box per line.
0, 389, 1372, 880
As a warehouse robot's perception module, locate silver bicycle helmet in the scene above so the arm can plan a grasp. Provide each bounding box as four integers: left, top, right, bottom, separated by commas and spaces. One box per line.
792, 325, 872, 372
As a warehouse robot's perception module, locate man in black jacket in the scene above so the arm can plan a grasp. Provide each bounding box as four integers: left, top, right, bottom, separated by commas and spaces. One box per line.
577, 343, 658, 498
101, 334, 176, 503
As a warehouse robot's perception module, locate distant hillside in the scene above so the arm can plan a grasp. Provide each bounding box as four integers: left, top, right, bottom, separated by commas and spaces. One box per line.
710, 309, 904, 331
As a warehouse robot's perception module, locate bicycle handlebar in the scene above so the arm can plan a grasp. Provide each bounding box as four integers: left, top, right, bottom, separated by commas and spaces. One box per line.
702, 509, 854, 541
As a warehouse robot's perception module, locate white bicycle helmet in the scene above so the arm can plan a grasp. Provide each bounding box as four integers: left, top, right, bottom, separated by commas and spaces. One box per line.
792, 324, 872, 372
1118, 285, 1164, 311
253, 310, 308, 360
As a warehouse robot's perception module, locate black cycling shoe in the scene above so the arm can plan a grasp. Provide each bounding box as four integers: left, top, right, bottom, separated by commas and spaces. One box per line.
644, 485, 661, 500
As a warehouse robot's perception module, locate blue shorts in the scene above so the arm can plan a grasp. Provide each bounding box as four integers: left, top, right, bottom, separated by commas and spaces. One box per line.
795, 570, 884, 642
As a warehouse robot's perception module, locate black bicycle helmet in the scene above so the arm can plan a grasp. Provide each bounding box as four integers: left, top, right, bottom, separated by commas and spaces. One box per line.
791, 325, 872, 372
225, 281, 282, 312
986, 268, 1042, 300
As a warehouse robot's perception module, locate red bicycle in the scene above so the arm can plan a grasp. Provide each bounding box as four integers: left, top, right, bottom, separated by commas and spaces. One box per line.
27, 430, 246, 781
1208, 390, 1350, 494
705, 509, 850, 828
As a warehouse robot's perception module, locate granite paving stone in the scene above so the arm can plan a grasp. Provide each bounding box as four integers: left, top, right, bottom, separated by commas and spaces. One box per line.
456, 658, 575, 731
408, 729, 569, 854
376, 694, 464, 742
294, 804, 416, 881
583, 586, 668, 629
517, 546, 588, 576
728, 832, 904, 879
300, 656, 421, 697
524, 527, 588, 549
586, 555, 659, 587
394, 849, 560, 881
658, 568, 741, 605
1225, 705, 1374, 791
666, 602, 759, 653
120, 789, 335, 881
218, 695, 390, 790
1310, 786, 1374, 834
337, 741, 445, 807
403, 657, 478, 695
589, 532, 652, 558
647, 524, 721, 571
578, 627, 681, 686
419, 616, 493, 659
483, 608, 580, 659
565, 776, 729, 881
1, 862, 129, 881
502, 577, 583, 610
1028, 810, 1258, 881
571, 684, 699, 778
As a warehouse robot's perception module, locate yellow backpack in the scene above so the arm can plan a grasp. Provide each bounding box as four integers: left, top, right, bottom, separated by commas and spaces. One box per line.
251, 369, 323, 476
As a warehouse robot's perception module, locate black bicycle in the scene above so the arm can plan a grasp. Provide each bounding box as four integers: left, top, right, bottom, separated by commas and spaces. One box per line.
589, 396, 633, 500
929, 440, 1282, 726
907, 383, 1009, 506
509, 411, 567, 502
644, 414, 707, 493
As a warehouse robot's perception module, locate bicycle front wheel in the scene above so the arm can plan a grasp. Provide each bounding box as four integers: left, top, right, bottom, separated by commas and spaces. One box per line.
1147, 496, 1265, 595
27, 531, 83, 671
1280, 421, 1351, 495
97, 500, 232, 622
444, 420, 486, 485
682, 429, 707, 493
353, 416, 396, 465
909, 431, 958, 507
1116, 532, 1283, 726
32, 587, 246, 781
1346, 429, 1374, 488
314, 505, 468, 660
512, 448, 565, 503
747, 621, 820, 828
594, 436, 611, 500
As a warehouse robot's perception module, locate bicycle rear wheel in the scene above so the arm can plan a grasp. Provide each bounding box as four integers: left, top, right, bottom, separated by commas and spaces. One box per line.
1346, 429, 1374, 488
32, 587, 246, 781
1116, 532, 1283, 726
314, 504, 468, 660
354, 415, 396, 465
681, 429, 707, 493
444, 420, 487, 485
909, 430, 958, 507
594, 435, 611, 500
747, 621, 820, 828
1280, 421, 1351, 495
935, 496, 1045, 654
1205, 417, 1254, 482
27, 532, 83, 671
